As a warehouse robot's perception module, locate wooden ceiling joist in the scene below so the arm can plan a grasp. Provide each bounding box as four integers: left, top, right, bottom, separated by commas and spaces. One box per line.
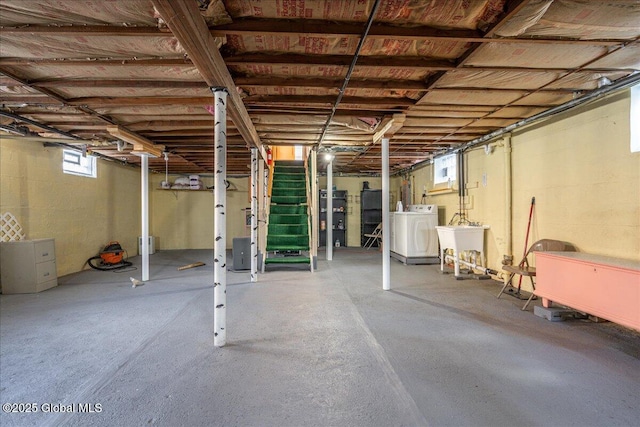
210, 19, 624, 46
225, 53, 453, 69
151, 0, 261, 150
2, 0, 638, 175
67, 97, 216, 107
0, 58, 194, 66
233, 77, 428, 91
259, 134, 372, 142
32, 79, 207, 89
247, 108, 390, 117
1, 22, 625, 46
224, 53, 631, 73
243, 95, 415, 107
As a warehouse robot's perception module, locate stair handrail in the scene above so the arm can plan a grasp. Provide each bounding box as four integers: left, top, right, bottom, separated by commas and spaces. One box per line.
265, 162, 273, 223
262, 162, 274, 271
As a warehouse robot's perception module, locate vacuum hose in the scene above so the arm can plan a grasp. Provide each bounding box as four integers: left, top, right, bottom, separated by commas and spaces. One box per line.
87, 256, 133, 271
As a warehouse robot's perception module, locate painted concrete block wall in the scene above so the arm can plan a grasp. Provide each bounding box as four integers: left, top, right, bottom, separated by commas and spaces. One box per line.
400, 89, 639, 289
437, 146, 511, 270
404, 162, 459, 227
149, 174, 249, 250
509, 91, 638, 262
4, 91, 634, 277
0, 137, 140, 277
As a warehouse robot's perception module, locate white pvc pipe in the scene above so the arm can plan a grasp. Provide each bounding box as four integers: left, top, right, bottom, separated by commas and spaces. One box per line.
382, 137, 390, 291
326, 159, 333, 261
213, 88, 228, 347
140, 153, 150, 282
504, 134, 513, 260
442, 252, 493, 276
250, 148, 258, 282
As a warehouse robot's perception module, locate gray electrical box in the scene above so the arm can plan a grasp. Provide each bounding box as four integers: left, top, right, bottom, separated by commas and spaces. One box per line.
232, 237, 251, 271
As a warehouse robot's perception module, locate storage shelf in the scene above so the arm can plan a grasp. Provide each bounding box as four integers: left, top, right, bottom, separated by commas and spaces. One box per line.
319, 189, 347, 247
361, 189, 382, 247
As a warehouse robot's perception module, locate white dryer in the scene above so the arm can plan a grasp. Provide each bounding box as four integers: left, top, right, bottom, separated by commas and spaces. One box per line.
390, 204, 439, 264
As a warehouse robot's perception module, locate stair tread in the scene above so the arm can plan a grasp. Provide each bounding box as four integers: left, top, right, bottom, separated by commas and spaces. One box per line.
266, 245, 309, 251
265, 256, 310, 264
266, 161, 311, 269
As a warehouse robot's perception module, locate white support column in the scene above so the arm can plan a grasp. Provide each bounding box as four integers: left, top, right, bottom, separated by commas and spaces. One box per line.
326, 159, 333, 261
382, 137, 390, 291
250, 148, 258, 282
140, 153, 150, 282
212, 87, 228, 347
311, 150, 318, 262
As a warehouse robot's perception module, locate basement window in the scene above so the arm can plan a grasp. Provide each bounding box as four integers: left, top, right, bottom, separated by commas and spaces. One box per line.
63, 149, 97, 178
433, 153, 457, 185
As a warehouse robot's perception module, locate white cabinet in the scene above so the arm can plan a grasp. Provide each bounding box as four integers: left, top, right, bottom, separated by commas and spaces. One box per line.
0, 238, 57, 294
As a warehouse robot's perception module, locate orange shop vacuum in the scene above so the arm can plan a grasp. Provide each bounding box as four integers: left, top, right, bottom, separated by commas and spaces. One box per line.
86, 241, 133, 271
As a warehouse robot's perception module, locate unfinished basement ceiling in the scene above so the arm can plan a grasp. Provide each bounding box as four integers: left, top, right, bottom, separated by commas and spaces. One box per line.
1, 0, 639, 175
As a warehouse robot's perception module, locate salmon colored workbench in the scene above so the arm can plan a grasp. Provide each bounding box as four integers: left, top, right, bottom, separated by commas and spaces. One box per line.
535, 252, 640, 331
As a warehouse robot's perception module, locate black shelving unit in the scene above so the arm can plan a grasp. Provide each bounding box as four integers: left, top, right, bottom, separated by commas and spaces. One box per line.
319, 189, 347, 247
361, 189, 382, 247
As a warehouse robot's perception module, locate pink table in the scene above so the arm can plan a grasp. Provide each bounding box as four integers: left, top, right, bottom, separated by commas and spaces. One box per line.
535, 252, 640, 331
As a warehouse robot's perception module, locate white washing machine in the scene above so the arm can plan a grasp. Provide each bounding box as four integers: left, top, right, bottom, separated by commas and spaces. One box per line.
390, 205, 439, 264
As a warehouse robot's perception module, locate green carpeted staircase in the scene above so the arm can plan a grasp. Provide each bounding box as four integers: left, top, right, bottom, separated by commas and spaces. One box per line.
263, 160, 312, 272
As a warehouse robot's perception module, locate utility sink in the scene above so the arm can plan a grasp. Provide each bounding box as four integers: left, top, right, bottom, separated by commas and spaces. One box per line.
435, 225, 489, 277
435, 225, 486, 253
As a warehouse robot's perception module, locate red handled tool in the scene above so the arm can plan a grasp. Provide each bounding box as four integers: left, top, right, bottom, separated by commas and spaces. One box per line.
517, 197, 535, 294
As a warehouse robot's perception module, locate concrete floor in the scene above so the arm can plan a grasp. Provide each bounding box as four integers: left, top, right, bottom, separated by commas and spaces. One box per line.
1, 248, 639, 427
